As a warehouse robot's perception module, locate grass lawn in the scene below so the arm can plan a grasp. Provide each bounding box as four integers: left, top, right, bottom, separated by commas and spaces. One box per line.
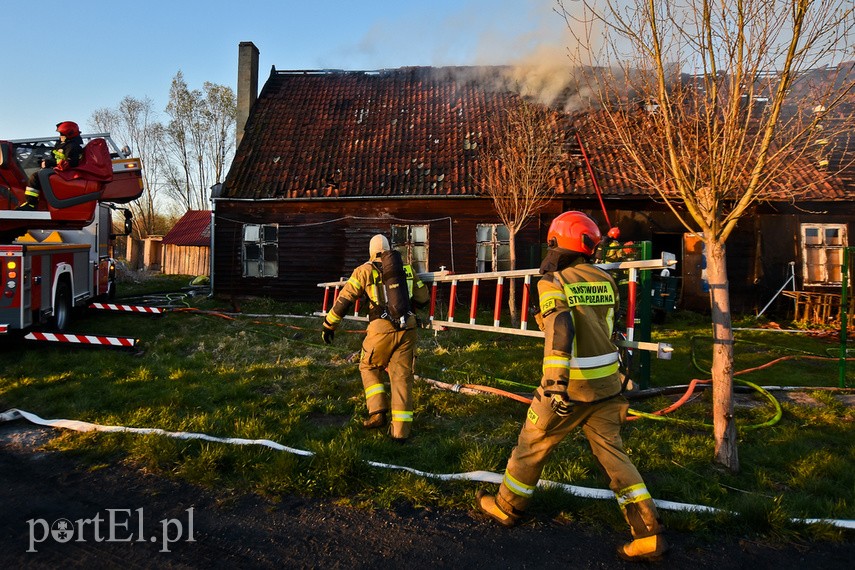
1, 272, 852, 545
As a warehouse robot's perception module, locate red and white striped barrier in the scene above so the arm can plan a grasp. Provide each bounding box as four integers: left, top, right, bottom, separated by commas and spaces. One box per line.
89, 303, 164, 314
24, 332, 138, 347
0, 324, 7, 334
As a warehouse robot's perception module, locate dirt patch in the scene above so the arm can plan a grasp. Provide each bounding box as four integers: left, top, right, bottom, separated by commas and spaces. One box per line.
1, 422, 853, 569
770, 391, 824, 407
306, 412, 351, 428
834, 393, 855, 407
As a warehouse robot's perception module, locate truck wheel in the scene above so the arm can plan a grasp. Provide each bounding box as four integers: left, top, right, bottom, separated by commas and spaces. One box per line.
53, 281, 72, 331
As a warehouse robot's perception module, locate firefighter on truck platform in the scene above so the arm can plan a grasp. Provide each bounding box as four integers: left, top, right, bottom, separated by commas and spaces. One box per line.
476, 211, 669, 562
321, 234, 429, 442
17, 121, 85, 210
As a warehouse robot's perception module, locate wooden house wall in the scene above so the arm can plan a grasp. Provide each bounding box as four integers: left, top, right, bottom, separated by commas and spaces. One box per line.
162, 245, 210, 276
603, 202, 855, 316
755, 206, 855, 317
213, 197, 564, 304
214, 197, 855, 316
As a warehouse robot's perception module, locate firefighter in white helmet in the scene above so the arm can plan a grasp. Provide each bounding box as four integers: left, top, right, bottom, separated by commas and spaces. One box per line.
476, 211, 668, 562
321, 234, 429, 441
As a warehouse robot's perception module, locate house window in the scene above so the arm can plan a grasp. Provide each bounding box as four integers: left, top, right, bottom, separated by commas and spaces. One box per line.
476, 224, 511, 272
801, 223, 847, 286
391, 225, 428, 273
242, 224, 278, 278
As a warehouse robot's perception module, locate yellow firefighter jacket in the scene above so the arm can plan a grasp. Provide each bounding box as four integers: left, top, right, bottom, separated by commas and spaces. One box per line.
326, 261, 428, 330
537, 258, 622, 403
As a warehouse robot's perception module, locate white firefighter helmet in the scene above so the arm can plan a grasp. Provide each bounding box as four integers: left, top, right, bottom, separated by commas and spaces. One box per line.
369, 234, 390, 260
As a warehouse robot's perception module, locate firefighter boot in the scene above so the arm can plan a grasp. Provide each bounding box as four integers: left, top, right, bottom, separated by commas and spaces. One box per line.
617, 498, 668, 562
617, 535, 669, 562
16, 189, 39, 210
363, 410, 388, 429
475, 490, 520, 528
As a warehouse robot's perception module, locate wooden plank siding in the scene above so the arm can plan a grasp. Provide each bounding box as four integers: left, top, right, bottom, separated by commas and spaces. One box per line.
213, 197, 855, 316
162, 245, 210, 277
213, 197, 570, 303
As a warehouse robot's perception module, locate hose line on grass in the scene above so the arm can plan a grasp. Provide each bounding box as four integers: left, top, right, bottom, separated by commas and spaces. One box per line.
5, 407, 854, 529
688, 336, 855, 428
162, 309, 838, 431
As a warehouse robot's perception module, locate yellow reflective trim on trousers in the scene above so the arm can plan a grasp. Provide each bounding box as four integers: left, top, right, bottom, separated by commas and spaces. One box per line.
391, 410, 413, 422
364, 383, 386, 399
568, 361, 620, 380
615, 483, 651, 507
503, 470, 535, 498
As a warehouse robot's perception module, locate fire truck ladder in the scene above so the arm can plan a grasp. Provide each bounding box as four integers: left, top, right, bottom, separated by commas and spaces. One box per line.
315, 253, 678, 381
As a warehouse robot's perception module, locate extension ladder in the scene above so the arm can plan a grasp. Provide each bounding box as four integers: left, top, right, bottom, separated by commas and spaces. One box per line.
315, 253, 677, 362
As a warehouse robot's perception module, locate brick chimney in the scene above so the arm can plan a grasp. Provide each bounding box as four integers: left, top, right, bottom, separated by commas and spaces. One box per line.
237, 41, 259, 149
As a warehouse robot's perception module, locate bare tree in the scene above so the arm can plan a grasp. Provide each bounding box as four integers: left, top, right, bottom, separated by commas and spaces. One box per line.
558, 0, 855, 471
481, 97, 566, 325
164, 72, 236, 211
90, 96, 172, 237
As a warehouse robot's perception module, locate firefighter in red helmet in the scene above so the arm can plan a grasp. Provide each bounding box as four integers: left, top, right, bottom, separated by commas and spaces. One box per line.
17, 121, 84, 210
476, 211, 668, 562
321, 234, 429, 441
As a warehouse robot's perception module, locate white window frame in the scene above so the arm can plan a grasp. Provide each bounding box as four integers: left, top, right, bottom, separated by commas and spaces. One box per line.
800, 223, 847, 286
242, 223, 279, 278
476, 223, 511, 273
391, 224, 428, 273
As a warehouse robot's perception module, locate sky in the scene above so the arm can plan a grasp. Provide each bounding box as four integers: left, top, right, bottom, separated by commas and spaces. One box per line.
2, 0, 572, 142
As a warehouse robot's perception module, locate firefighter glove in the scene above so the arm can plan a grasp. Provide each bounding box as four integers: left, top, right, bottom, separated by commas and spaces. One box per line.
321, 320, 335, 344
547, 391, 574, 416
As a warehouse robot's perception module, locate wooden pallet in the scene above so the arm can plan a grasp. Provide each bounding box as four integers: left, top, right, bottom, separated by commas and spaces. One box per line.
782, 290, 855, 325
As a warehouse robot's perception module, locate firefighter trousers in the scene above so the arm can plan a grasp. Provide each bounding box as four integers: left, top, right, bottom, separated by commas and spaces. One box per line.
496, 389, 662, 538
359, 319, 417, 439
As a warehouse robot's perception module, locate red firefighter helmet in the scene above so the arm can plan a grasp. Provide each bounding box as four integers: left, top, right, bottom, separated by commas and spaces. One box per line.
547, 211, 602, 256
56, 121, 80, 138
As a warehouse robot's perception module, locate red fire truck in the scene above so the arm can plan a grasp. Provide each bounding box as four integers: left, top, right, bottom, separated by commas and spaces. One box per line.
0, 133, 143, 335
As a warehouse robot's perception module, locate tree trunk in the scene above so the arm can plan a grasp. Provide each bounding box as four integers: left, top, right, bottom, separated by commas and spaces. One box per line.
705, 238, 740, 472
507, 231, 520, 327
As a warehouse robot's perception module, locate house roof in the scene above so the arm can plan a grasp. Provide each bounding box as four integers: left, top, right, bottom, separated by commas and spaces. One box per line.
224, 67, 618, 200
162, 210, 211, 247
223, 65, 852, 203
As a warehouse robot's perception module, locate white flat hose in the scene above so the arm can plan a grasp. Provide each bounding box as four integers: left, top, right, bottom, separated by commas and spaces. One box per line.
2, 408, 852, 530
